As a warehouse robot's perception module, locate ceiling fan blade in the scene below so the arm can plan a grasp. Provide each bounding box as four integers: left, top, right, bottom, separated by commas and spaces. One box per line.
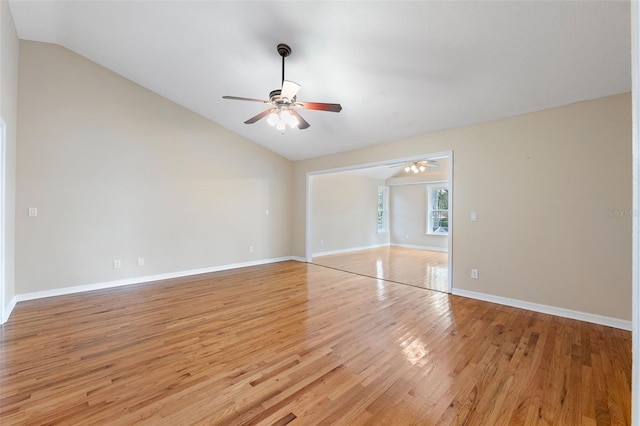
290, 109, 310, 129
281, 80, 301, 101
223, 96, 270, 103
244, 108, 276, 124
297, 102, 342, 112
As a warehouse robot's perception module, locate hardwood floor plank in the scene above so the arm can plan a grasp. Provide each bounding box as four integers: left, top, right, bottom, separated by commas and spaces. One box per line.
0, 261, 631, 425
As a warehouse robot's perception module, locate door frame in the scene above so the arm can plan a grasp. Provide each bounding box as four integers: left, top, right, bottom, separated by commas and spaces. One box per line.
0, 117, 6, 324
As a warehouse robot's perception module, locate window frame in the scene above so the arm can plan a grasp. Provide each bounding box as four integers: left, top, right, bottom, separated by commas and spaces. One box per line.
426, 183, 449, 236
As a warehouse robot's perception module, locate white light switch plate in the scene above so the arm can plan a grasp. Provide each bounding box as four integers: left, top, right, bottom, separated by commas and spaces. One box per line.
470, 212, 478, 222
28, 207, 38, 217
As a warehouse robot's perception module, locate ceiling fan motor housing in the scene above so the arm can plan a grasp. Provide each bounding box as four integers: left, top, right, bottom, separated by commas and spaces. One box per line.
269, 89, 281, 99
269, 89, 296, 106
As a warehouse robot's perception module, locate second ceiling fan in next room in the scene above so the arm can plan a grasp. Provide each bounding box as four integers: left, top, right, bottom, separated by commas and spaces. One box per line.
389, 160, 440, 174
223, 43, 342, 131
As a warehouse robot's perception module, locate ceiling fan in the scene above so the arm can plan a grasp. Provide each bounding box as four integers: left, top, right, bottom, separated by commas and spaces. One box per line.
390, 160, 440, 173
222, 43, 342, 131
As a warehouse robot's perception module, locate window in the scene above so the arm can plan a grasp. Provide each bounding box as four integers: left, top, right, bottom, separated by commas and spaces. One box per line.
427, 184, 448, 235
377, 186, 389, 233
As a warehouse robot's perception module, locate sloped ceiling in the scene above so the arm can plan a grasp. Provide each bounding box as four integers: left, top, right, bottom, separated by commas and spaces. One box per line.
8, 1, 631, 161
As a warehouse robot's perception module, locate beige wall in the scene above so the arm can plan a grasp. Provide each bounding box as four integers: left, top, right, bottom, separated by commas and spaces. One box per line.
389, 184, 448, 250
1, 0, 18, 314
16, 41, 293, 294
294, 93, 632, 320
310, 173, 389, 255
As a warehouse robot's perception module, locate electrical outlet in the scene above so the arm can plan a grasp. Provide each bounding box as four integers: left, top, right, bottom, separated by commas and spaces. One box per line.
471, 268, 479, 279
249, 246, 254, 253
113, 259, 122, 269
137, 257, 145, 267
28, 207, 38, 217
320, 239, 324, 247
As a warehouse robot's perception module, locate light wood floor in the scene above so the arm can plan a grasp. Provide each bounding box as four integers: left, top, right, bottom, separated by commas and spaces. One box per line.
313, 246, 448, 292
0, 261, 631, 425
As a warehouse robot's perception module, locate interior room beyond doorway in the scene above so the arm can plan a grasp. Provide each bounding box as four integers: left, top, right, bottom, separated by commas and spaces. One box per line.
309, 155, 451, 292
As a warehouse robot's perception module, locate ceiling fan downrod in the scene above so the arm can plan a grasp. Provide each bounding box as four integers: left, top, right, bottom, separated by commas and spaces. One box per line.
277, 43, 291, 86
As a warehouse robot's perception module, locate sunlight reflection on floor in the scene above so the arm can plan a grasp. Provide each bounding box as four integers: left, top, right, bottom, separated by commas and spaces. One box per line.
313, 246, 448, 292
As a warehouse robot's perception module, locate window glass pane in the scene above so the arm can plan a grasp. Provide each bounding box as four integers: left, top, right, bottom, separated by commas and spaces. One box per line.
437, 189, 448, 210
427, 186, 449, 234
431, 212, 448, 233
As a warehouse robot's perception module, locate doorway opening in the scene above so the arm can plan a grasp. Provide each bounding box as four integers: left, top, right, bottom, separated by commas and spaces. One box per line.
305, 151, 453, 293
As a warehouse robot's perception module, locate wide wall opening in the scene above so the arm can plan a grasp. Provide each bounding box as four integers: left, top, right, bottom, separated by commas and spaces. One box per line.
306, 152, 452, 293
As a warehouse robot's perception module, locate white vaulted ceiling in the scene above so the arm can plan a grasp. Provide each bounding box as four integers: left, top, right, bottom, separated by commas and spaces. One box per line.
8, 1, 631, 161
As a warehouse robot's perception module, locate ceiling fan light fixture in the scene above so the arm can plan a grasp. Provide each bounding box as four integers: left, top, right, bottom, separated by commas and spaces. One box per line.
268, 109, 299, 130
288, 114, 299, 128
267, 112, 279, 126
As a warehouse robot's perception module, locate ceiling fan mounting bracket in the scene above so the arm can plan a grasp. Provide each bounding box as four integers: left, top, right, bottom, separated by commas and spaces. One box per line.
277, 43, 292, 58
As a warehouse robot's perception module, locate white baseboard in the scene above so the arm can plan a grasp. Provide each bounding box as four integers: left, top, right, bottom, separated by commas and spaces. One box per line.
290, 256, 307, 263
452, 288, 631, 331
391, 243, 448, 253
1, 296, 17, 324
312, 243, 389, 258
12, 256, 297, 306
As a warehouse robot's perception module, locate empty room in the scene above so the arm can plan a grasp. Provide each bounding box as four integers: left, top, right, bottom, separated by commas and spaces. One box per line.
1, 1, 638, 425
